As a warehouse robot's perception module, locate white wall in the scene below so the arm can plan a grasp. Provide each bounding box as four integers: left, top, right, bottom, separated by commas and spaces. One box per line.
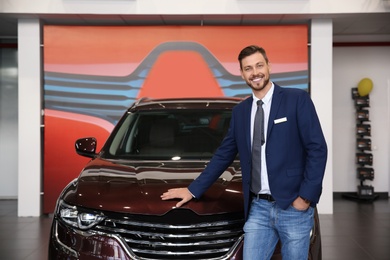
333, 46, 390, 194
311, 19, 333, 214
17, 19, 42, 216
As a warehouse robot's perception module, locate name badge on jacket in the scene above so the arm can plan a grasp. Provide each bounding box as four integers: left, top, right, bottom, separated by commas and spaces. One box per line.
274, 117, 287, 124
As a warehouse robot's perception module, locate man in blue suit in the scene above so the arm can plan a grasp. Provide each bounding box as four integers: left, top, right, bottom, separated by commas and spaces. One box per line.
161, 45, 327, 259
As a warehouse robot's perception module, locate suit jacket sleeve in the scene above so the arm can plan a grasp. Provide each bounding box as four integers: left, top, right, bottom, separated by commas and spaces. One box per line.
188, 108, 239, 199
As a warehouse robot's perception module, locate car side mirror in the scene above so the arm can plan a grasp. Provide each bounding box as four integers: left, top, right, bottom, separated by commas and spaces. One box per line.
75, 137, 97, 158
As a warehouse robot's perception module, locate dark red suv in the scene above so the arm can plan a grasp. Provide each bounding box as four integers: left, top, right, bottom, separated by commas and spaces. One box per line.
48, 97, 321, 260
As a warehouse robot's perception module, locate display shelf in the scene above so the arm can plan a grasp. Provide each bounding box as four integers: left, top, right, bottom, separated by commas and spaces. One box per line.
344, 88, 378, 202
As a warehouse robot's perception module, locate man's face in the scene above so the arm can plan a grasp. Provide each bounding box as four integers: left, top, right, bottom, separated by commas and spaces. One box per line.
240, 52, 271, 92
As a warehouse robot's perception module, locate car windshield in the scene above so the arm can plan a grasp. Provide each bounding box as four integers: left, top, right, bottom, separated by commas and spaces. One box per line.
104, 109, 232, 160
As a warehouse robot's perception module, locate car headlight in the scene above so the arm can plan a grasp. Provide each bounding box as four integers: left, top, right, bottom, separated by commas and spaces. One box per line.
57, 200, 106, 230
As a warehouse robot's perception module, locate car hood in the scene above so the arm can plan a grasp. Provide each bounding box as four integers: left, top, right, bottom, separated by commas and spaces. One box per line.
62, 158, 243, 216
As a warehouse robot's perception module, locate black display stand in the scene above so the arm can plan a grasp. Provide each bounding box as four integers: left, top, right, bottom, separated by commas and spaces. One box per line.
343, 88, 378, 201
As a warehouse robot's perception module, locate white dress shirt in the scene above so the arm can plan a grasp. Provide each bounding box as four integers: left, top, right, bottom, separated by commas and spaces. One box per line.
250, 83, 274, 195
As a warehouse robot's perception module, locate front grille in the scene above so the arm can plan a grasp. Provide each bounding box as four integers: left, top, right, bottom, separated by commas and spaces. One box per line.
94, 209, 245, 260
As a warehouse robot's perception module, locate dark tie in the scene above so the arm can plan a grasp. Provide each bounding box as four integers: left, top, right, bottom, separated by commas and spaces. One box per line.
251, 100, 265, 194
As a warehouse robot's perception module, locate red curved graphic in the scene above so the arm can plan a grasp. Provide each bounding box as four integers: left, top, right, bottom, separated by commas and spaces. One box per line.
43, 110, 112, 213
139, 51, 223, 98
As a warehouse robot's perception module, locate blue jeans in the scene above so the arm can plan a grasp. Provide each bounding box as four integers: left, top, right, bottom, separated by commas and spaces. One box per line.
243, 198, 314, 260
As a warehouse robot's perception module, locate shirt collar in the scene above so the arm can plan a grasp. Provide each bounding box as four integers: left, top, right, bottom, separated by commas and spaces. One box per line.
252, 82, 274, 106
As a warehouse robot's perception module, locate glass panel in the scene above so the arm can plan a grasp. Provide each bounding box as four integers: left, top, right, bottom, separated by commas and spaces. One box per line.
0, 45, 18, 197
105, 110, 232, 160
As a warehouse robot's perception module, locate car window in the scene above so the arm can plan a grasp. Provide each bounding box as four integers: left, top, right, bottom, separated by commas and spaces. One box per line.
105, 110, 232, 160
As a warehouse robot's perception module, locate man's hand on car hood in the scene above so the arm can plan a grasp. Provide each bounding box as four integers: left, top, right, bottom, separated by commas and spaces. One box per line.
161, 188, 193, 207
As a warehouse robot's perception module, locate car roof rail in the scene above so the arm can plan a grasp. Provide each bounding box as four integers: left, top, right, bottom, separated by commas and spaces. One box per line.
131, 97, 150, 108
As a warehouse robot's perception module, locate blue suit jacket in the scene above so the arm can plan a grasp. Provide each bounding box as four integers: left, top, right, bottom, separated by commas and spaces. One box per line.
188, 84, 328, 218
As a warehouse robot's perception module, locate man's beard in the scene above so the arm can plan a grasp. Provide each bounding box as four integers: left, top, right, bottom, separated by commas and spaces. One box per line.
247, 77, 269, 92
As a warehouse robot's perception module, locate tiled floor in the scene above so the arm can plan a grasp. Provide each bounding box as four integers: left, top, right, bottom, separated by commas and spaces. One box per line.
0, 200, 52, 260
320, 198, 390, 260
0, 198, 389, 260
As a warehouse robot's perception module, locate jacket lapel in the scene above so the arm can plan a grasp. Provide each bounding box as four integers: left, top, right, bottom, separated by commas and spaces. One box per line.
267, 84, 283, 137
242, 97, 253, 154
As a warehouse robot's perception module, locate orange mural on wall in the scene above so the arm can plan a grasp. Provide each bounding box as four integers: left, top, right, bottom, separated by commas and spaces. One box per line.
43, 25, 308, 213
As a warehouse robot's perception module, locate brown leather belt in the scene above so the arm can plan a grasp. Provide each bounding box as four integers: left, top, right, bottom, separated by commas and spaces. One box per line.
251, 193, 275, 202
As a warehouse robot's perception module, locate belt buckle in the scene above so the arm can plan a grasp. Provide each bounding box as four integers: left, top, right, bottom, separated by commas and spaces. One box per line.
251, 192, 258, 200
252, 193, 274, 202
251, 192, 261, 200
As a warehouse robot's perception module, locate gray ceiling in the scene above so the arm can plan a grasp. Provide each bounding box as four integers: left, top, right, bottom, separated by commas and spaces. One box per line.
1, 13, 390, 42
